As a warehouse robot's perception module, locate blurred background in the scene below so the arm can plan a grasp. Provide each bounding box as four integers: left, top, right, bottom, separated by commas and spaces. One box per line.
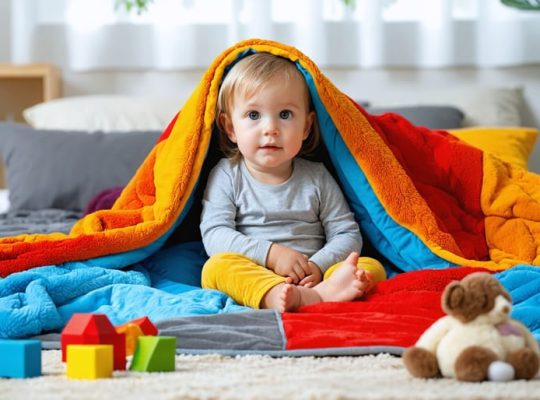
0, 0, 538, 97
0, 0, 539, 172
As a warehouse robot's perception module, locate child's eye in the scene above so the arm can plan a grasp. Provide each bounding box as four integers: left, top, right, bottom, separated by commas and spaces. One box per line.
279, 110, 292, 119
248, 111, 260, 120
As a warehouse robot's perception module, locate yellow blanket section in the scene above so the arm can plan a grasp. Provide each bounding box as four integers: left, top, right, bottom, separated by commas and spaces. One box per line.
446, 127, 540, 269
482, 154, 540, 266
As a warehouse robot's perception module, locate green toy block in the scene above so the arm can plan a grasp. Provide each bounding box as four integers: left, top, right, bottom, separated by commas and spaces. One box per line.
129, 336, 176, 372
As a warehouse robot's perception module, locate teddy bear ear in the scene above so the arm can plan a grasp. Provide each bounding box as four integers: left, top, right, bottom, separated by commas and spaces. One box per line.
442, 282, 465, 314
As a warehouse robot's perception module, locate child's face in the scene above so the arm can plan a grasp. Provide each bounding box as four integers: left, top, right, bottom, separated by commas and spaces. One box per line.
220, 74, 314, 181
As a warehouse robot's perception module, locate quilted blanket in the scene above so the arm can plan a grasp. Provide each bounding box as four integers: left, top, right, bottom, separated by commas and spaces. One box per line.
1, 39, 540, 350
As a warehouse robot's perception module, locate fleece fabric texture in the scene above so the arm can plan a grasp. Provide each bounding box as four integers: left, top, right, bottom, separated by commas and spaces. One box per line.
0, 39, 539, 347
0, 39, 539, 276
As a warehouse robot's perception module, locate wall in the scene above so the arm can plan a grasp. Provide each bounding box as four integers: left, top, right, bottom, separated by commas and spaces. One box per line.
59, 65, 540, 172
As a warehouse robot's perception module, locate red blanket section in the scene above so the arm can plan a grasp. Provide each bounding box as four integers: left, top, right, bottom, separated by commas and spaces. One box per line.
363, 107, 488, 261
282, 267, 485, 350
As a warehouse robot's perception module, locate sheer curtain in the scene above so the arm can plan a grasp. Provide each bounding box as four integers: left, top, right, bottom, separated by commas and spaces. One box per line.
7, 0, 540, 71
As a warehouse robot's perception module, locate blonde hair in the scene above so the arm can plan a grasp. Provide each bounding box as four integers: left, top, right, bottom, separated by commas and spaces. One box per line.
216, 53, 320, 161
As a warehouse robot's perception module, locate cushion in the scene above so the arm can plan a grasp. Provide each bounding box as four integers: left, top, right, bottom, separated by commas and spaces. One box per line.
366, 105, 464, 129
84, 186, 124, 215
0, 123, 161, 211
23, 87, 526, 132
367, 87, 526, 128
23, 95, 180, 132
449, 127, 539, 169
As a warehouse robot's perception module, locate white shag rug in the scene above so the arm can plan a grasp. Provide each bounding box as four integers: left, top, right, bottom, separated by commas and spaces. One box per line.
1, 350, 539, 400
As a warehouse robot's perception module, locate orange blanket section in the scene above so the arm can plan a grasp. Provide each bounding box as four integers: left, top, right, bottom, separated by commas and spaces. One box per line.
364, 108, 487, 261
481, 156, 540, 266
0, 39, 539, 278
0, 80, 204, 276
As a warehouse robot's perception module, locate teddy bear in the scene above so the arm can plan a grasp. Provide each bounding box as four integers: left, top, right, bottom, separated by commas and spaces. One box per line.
402, 272, 540, 382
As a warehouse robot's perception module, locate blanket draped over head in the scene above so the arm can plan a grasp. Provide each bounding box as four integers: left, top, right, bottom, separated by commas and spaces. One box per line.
1, 39, 539, 351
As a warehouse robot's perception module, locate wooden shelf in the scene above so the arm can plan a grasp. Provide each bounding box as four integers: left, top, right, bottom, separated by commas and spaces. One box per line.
0, 64, 61, 122
0, 64, 62, 188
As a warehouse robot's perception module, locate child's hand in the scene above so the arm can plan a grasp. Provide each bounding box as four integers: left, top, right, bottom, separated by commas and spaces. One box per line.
266, 243, 310, 284
298, 261, 323, 288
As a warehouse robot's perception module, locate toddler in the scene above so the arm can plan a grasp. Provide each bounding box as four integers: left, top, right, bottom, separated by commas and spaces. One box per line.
200, 52, 385, 312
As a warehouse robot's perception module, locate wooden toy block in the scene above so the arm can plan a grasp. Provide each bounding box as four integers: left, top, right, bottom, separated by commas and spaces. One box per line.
130, 336, 176, 372
117, 316, 158, 336
66, 344, 113, 380
115, 323, 144, 356
0, 339, 41, 378
61, 313, 126, 370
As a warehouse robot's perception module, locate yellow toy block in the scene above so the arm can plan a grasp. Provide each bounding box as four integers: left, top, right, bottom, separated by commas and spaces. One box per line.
115, 323, 144, 356
66, 344, 113, 379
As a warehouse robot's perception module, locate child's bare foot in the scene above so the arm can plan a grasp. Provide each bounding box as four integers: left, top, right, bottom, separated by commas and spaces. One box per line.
314, 252, 372, 302
261, 282, 322, 312
279, 283, 302, 312
278, 283, 322, 313
261, 252, 372, 312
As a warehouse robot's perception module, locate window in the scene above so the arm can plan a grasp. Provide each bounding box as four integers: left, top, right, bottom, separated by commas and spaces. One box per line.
8, 0, 540, 70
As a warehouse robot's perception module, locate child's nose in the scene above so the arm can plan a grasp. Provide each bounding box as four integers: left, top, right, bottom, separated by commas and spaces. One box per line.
263, 118, 279, 135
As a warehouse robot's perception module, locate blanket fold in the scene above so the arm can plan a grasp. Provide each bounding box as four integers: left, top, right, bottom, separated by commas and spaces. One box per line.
1, 38, 539, 276
0, 39, 539, 345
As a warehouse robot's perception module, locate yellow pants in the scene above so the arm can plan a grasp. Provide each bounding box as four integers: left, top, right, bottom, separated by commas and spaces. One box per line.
201, 253, 386, 308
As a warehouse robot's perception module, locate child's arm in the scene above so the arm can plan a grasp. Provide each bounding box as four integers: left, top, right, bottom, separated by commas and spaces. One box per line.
308, 165, 363, 274
200, 162, 273, 267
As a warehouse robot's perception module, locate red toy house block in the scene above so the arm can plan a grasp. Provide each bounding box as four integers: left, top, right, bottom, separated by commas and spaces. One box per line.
61, 313, 126, 370
117, 316, 158, 336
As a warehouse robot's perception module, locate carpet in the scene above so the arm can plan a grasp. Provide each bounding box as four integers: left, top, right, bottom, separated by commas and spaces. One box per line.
1, 351, 539, 400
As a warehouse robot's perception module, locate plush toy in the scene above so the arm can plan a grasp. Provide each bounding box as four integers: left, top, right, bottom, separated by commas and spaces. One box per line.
402, 272, 540, 382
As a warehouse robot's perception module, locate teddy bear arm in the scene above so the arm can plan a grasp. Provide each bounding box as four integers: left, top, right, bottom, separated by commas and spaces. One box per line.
415, 316, 452, 353
403, 317, 451, 379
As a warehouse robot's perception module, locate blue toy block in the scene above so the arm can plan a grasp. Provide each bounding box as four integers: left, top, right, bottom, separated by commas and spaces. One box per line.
0, 339, 42, 378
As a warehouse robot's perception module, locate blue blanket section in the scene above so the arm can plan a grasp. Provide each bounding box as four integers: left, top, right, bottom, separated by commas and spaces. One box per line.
0, 242, 247, 338
1, 241, 539, 342
496, 266, 540, 342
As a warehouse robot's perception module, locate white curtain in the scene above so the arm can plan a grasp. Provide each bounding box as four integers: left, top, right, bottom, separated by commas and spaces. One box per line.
7, 0, 540, 71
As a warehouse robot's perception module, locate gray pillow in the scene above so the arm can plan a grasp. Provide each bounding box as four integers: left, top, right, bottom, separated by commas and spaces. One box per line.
365, 105, 464, 129
0, 123, 161, 211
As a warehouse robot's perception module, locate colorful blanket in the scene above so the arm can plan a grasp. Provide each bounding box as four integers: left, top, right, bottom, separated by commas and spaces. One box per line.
1, 39, 540, 349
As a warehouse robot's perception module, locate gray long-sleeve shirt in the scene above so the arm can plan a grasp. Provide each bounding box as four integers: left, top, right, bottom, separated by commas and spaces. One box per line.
200, 157, 363, 272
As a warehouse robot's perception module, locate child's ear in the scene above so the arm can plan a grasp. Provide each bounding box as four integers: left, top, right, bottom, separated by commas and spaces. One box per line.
219, 113, 237, 143
303, 111, 315, 140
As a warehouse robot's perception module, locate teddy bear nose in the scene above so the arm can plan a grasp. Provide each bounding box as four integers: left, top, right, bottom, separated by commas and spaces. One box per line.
502, 305, 510, 314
